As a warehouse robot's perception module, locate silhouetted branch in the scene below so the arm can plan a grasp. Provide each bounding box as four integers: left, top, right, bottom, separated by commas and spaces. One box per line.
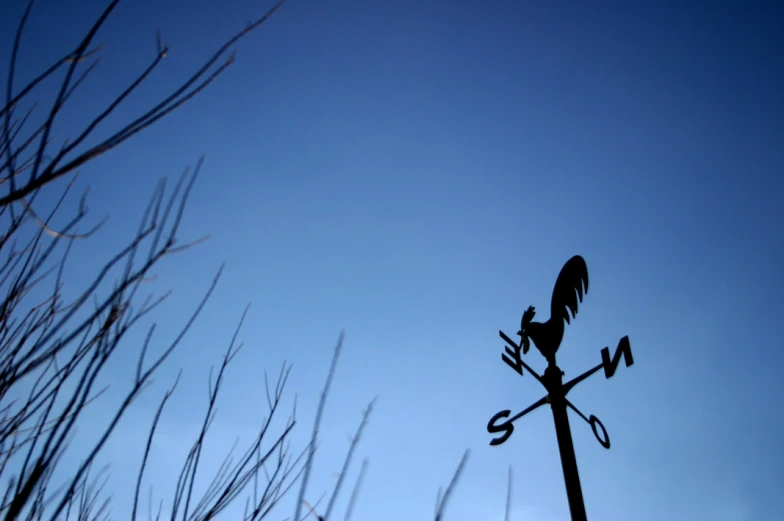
0, 1, 290, 520
132, 373, 181, 521
149, 308, 303, 521
341, 459, 367, 521
323, 399, 375, 521
0, 0, 287, 208
505, 466, 512, 521
434, 450, 470, 521
293, 333, 344, 521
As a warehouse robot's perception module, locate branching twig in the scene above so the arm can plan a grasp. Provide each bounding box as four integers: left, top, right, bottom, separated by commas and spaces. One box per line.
293, 333, 344, 521
0, 1, 290, 520
434, 450, 470, 521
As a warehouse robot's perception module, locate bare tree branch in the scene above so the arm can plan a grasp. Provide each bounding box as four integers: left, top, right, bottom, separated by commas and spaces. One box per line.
293, 333, 344, 521
0, 0, 287, 208
0, 2, 295, 521
434, 450, 470, 521
341, 459, 367, 521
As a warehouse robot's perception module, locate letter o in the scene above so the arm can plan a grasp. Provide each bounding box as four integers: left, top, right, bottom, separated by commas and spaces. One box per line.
589, 414, 610, 449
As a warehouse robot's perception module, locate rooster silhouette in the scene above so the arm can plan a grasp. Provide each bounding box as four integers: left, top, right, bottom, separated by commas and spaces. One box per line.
517, 255, 589, 365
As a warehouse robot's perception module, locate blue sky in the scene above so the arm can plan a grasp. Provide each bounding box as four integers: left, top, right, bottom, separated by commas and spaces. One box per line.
1, 1, 783, 520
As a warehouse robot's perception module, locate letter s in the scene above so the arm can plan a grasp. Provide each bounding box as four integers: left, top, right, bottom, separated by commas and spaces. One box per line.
488, 410, 514, 446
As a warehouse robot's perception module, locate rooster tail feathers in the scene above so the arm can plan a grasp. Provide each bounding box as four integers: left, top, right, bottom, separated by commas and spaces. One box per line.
550, 255, 589, 324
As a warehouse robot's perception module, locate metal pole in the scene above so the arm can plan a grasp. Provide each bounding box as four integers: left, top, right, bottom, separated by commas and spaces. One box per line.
544, 365, 588, 521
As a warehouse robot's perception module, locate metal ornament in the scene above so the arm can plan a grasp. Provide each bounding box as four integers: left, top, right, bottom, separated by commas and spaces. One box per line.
487, 255, 634, 521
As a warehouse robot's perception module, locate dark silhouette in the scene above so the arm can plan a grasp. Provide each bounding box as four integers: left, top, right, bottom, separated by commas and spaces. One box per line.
487, 255, 634, 521
517, 255, 589, 365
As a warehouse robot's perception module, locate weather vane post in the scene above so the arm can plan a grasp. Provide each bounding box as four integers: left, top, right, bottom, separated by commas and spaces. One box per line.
486, 255, 634, 521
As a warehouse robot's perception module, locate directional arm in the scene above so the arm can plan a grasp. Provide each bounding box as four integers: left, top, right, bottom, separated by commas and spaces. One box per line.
564, 398, 611, 449
562, 362, 603, 395
487, 395, 549, 446
508, 395, 549, 424
562, 336, 634, 394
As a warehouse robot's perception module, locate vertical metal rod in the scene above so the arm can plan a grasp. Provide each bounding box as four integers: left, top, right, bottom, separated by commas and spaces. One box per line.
544, 366, 588, 521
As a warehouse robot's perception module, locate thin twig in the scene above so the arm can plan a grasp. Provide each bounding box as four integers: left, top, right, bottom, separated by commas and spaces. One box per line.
293, 332, 345, 521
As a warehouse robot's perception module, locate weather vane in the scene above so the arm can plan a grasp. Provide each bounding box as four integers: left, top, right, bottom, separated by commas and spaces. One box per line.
487, 255, 634, 521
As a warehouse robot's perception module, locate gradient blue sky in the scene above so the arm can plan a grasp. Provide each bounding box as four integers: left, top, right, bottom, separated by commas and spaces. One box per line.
1, 1, 783, 520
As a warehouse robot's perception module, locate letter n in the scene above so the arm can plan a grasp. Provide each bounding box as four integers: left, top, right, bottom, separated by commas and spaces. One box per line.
601, 336, 633, 379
